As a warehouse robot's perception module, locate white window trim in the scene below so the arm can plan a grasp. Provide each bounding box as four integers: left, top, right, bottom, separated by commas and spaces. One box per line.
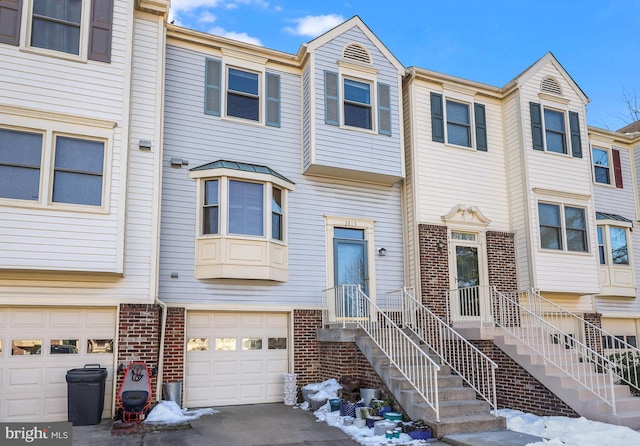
592, 146, 614, 187
20, 0, 92, 62
538, 201, 589, 254
443, 97, 475, 150
597, 221, 633, 266
0, 105, 114, 213
337, 60, 379, 134
539, 103, 571, 156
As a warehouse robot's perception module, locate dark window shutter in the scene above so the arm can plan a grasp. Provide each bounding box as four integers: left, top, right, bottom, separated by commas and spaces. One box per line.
569, 111, 582, 158
0, 0, 22, 46
204, 58, 221, 116
266, 72, 280, 127
377, 83, 391, 136
324, 71, 339, 125
430, 92, 444, 143
474, 103, 487, 152
530, 102, 544, 151
612, 149, 623, 189
88, 0, 113, 62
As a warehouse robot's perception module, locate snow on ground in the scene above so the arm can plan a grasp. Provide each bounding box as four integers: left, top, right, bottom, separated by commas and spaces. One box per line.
144, 401, 219, 424
499, 409, 640, 446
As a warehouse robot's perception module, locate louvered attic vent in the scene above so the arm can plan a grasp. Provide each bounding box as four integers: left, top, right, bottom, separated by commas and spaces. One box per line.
541, 77, 563, 96
343, 43, 371, 64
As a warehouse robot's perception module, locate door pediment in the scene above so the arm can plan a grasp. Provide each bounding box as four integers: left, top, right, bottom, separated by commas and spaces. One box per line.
441, 205, 491, 228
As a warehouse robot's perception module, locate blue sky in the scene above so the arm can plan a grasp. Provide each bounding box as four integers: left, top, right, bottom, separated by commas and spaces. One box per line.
169, 0, 640, 130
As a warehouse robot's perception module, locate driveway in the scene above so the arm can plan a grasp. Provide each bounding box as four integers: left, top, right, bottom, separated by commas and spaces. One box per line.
72, 403, 361, 446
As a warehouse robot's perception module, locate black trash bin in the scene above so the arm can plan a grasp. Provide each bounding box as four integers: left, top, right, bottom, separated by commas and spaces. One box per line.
66, 364, 108, 426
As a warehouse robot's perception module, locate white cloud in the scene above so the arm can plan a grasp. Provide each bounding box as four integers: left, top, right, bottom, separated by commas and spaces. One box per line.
284, 14, 345, 38
198, 11, 217, 24
208, 27, 262, 46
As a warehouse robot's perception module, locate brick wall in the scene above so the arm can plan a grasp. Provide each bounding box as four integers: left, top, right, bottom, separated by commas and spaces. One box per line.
418, 224, 449, 319
473, 340, 578, 417
162, 307, 185, 384
293, 309, 322, 390
116, 303, 162, 403
486, 231, 518, 293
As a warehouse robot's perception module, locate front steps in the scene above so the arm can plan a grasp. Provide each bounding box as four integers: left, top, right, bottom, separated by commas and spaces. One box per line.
494, 328, 640, 429
355, 334, 506, 438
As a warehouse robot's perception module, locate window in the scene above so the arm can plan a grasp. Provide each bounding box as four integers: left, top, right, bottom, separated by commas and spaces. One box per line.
602, 334, 637, 350
592, 147, 623, 188
324, 70, 392, 135
430, 93, 487, 151
204, 59, 280, 126
592, 148, 610, 184
190, 160, 294, 281
0, 127, 105, 207
538, 202, 587, 252
0, 0, 114, 62
598, 225, 629, 265
530, 102, 582, 157
343, 78, 371, 129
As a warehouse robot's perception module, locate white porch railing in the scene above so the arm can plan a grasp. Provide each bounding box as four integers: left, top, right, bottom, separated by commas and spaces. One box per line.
512, 289, 640, 398
447, 286, 494, 324
491, 288, 618, 413
387, 287, 498, 415
322, 284, 441, 421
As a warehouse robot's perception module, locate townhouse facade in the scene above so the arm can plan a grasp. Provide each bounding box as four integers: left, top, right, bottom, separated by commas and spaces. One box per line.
2, 3, 640, 428
0, 0, 168, 422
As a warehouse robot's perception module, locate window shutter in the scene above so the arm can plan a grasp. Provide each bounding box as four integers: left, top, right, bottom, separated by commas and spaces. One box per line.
204, 58, 222, 116
324, 71, 339, 126
612, 149, 623, 189
530, 102, 544, 151
377, 83, 392, 135
430, 92, 444, 143
474, 103, 487, 151
266, 72, 280, 127
0, 0, 22, 46
569, 111, 582, 158
88, 0, 113, 62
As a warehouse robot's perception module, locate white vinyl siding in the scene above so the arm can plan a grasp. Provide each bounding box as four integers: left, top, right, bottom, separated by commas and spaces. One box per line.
161, 43, 405, 307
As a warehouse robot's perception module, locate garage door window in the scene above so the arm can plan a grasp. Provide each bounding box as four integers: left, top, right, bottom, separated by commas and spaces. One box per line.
12, 339, 42, 355
50, 339, 79, 354
0, 340, 3, 355
242, 338, 262, 350
215, 338, 236, 351
87, 338, 113, 353
187, 337, 209, 352
268, 338, 286, 349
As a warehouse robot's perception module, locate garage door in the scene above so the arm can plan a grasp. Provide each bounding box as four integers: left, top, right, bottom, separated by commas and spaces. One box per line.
0, 307, 116, 422
185, 312, 289, 407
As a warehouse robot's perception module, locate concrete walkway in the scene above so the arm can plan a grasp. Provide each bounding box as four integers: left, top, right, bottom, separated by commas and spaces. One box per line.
71, 403, 544, 446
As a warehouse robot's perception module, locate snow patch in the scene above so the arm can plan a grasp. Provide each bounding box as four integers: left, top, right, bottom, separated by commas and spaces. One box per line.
144, 400, 219, 424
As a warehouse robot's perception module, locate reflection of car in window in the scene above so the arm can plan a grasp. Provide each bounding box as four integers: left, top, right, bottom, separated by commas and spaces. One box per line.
50, 344, 78, 354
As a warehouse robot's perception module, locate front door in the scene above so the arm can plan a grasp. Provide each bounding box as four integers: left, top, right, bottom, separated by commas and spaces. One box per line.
333, 228, 368, 317
450, 232, 483, 321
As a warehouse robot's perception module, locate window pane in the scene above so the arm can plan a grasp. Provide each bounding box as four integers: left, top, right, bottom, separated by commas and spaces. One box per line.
227, 94, 259, 121
344, 79, 370, 104
228, 68, 258, 95
565, 207, 586, 252
594, 166, 610, 184
540, 227, 562, 249
593, 148, 609, 167
50, 339, 78, 354
229, 180, 263, 236
597, 227, 606, 265
12, 339, 42, 355
451, 232, 476, 241
53, 137, 104, 206
215, 338, 236, 351
546, 132, 566, 153
203, 180, 219, 234
272, 187, 282, 240
242, 338, 262, 350
31, 0, 82, 55
268, 337, 287, 349
447, 123, 471, 147
204, 180, 218, 205
344, 103, 371, 129
87, 339, 113, 353
0, 129, 43, 200
539, 203, 561, 249
539, 203, 560, 226
187, 338, 209, 352
334, 228, 365, 239
446, 101, 469, 125
544, 109, 566, 153
610, 227, 629, 265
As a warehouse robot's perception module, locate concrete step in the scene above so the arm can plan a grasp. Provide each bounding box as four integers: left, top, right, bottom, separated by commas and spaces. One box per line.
413, 398, 491, 418
427, 413, 507, 438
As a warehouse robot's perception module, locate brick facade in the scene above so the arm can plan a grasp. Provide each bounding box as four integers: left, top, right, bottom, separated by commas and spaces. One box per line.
418, 224, 449, 319
162, 307, 186, 384
116, 303, 162, 403
486, 231, 518, 293
473, 340, 579, 417
584, 313, 604, 356
293, 309, 322, 389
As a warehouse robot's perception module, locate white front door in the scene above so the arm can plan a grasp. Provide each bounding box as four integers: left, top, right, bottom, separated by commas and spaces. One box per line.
449, 231, 486, 322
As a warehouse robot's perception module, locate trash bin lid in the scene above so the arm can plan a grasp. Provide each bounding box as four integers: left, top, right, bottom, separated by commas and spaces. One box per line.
66, 365, 107, 382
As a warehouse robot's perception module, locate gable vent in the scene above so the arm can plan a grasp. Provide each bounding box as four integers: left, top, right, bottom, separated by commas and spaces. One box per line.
343, 43, 371, 64
541, 77, 563, 96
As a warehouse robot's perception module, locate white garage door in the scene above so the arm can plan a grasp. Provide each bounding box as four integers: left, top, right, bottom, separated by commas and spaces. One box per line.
0, 307, 116, 422
185, 312, 289, 407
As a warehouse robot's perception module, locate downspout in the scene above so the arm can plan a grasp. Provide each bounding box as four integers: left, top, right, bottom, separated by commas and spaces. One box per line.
155, 298, 168, 402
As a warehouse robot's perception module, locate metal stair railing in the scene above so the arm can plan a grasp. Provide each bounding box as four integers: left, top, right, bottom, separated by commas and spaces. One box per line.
387, 287, 498, 415
514, 288, 640, 398
322, 284, 441, 421
492, 288, 618, 413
